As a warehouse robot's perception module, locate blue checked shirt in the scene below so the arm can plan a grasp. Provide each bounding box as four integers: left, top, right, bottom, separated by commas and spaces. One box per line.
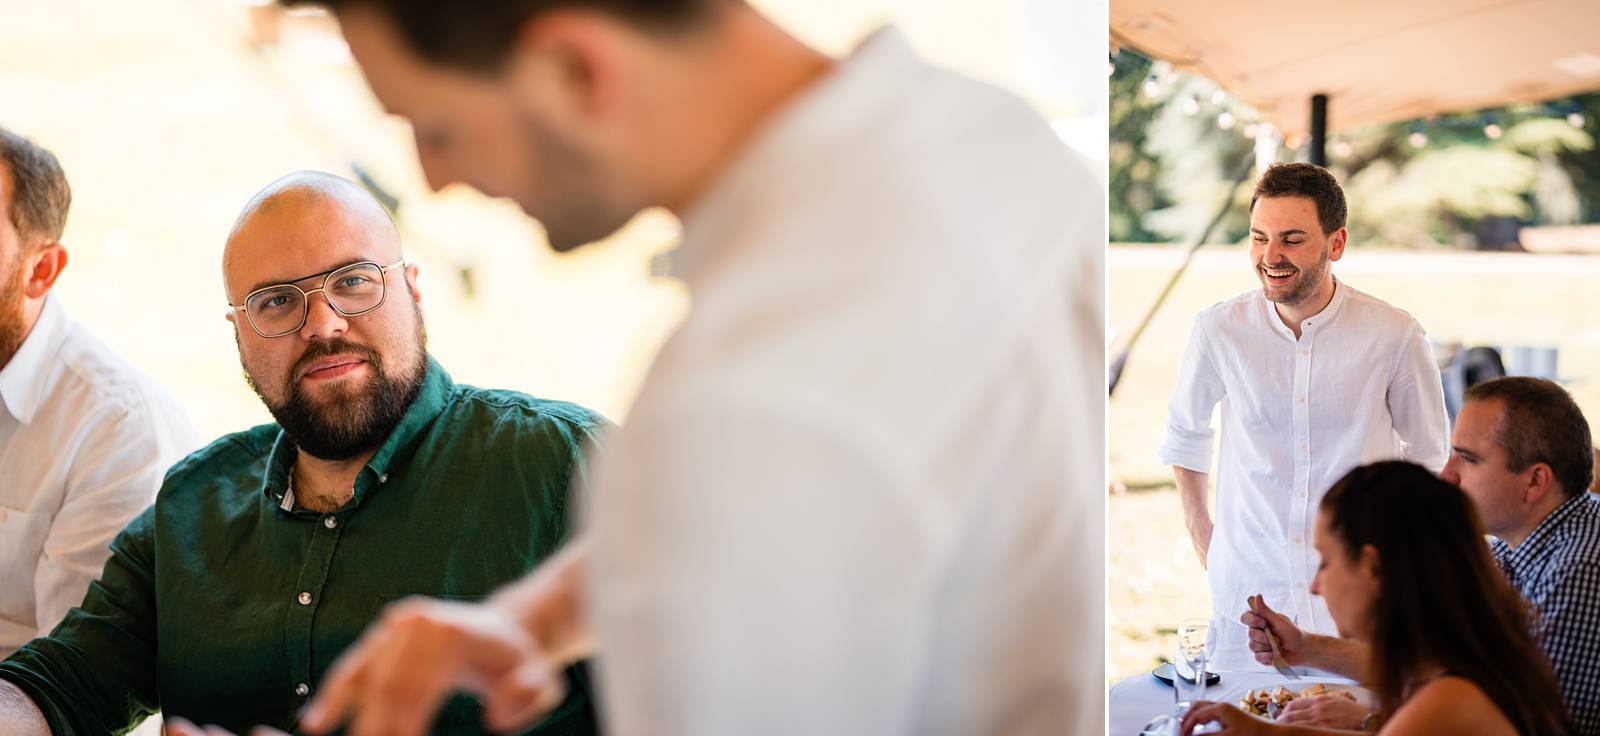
1493, 493, 1600, 735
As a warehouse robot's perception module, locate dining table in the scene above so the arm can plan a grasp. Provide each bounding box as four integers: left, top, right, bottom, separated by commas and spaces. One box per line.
1107, 666, 1367, 735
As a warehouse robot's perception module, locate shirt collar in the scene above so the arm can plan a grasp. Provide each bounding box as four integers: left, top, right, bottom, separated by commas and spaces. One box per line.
1260, 275, 1349, 339
260, 355, 455, 511
1502, 492, 1596, 574
671, 25, 919, 283
0, 294, 70, 425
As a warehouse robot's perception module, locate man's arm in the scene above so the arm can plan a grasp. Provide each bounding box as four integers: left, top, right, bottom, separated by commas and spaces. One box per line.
1530, 560, 1600, 733
0, 681, 49, 735
1388, 323, 1449, 472
1162, 316, 1226, 570
1174, 467, 1214, 568
35, 402, 189, 638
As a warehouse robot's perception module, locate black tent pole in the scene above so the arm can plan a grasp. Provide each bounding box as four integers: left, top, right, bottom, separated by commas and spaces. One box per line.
1309, 94, 1328, 166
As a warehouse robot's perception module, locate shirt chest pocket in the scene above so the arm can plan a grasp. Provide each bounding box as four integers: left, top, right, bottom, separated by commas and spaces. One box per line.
0, 507, 52, 621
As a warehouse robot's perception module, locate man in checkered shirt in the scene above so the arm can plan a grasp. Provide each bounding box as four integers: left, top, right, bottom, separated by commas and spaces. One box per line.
1243, 375, 1600, 733
1441, 376, 1600, 735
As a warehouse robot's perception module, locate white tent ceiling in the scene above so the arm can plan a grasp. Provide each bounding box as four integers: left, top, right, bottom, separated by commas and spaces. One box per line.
1112, 0, 1600, 136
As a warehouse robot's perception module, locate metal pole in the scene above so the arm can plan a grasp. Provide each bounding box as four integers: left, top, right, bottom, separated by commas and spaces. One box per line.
1308, 94, 1328, 166
1108, 152, 1258, 395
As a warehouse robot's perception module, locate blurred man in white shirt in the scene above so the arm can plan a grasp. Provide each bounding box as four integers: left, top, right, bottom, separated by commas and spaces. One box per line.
0, 126, 198, 655
155, 1, 1109, 735
1161, 162, 1448, 671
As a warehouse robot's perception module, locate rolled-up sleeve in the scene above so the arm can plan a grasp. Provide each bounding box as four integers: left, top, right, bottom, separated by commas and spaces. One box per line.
1160, 315, 1226, 473
0, 507, 161, 734
1387, 322, 1449, 473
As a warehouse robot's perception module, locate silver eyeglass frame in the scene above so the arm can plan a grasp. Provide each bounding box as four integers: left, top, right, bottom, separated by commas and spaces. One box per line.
229, 260, 407, 338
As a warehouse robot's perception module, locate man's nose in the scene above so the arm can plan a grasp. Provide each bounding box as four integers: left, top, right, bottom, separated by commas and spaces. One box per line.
298, 291, 349, 341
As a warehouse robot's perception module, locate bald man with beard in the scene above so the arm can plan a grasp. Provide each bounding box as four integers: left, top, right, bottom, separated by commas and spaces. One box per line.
0, 171, 606, 736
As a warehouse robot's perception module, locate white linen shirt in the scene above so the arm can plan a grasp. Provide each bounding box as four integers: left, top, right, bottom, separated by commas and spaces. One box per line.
1160, 279, 1448, 671
584, 27, 1104, 736
0, 295, 198, 655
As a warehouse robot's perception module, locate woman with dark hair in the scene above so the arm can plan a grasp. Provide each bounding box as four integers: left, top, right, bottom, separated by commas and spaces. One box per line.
1180, 461, 1570, 735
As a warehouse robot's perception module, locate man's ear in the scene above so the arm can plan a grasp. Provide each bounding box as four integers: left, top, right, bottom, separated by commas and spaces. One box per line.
22, 242, 67, 299
403, 262, 423, 306
1327, 227, 1348, 262
509, 10, 627, 124
1525, 463, 1559, 506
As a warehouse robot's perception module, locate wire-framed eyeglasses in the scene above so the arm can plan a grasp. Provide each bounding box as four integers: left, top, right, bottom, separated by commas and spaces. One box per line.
230, 260, 406, 338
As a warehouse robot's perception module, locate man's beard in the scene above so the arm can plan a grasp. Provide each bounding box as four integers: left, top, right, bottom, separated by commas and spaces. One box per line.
519, 109, 640, 253
1259, 248, 1330, 306
0, 256, 28, 366
244, 321, 428, 462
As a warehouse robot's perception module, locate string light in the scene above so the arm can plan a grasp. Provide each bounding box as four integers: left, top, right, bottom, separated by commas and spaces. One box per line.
1182, 96, 1200, 116
1409, 130, 1427, 148
1484, 122, 1503, 139
1210, 89, 1227, 105
1243, 123, 1260, 139
1332, 140, 1353, 157
1143, 75, 1160, 97
1570, 111, 1587, 128
1217, 111, 1236, 130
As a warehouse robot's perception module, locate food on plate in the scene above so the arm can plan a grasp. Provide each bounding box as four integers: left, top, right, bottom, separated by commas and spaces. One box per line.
1238, 684, 1357, 718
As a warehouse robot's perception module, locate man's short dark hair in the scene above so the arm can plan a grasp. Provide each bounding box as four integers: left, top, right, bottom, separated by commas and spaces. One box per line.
1465, 376, 1595, 498
0, 126, 71, 247
1248, 162, 1347, 235
279, 0, 719, 73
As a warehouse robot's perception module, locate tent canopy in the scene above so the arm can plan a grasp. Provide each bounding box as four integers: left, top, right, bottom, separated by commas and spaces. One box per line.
1111, 0, 1600, 137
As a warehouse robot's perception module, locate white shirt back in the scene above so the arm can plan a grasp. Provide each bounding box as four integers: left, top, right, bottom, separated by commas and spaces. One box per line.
0, 295, 199, 654
1160, 280, 1448, 670
584, 28, 1104, 736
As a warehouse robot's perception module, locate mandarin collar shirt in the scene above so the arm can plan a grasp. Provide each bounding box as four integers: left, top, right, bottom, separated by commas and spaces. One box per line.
0, 295, 198, 655
584, 26, 1106, 736
1161, 279, 1449, 670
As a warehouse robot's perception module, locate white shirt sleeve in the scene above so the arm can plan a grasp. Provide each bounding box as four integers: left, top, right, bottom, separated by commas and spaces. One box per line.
32, 400, 194, 639
1387, 322, 1450, 473
588, 402, 931, 736
1160, 316, 1227, 473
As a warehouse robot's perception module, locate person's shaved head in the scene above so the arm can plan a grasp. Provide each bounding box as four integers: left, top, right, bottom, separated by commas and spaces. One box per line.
224, 170, 427, 461
224, 171, 401, 300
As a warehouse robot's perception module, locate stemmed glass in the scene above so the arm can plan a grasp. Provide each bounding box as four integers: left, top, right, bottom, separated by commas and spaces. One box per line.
1141, 618, 1216, 735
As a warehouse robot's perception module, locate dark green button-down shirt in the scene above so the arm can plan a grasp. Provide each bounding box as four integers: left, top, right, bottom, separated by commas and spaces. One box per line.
0, 357, 606, 735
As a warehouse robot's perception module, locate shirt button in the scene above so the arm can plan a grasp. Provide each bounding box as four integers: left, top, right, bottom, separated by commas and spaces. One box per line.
379, 473, 389, 484
1298, 396, 1306, 403
324, 516, 338, 529
295, 683, 310, 697
1293, 536, 1303, 545
298, 592, 313, 606
1301, 350, 1309, 356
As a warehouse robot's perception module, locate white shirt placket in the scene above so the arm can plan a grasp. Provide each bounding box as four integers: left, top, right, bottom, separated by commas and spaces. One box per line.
1289, 323, 1314, 624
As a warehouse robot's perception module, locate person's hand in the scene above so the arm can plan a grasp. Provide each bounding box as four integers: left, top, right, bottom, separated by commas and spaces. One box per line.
1240, 595, 1308, 667
1180, 701, 1275, 735
298, 597, 566, 736
162, 718, 288, 736
1277, 694, 1371, 729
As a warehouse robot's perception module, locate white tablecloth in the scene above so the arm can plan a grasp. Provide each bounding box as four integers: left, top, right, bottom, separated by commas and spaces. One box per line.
1108, 669, 1363, 735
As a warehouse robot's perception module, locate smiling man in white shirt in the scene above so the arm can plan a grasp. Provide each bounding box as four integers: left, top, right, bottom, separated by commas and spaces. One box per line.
0, 126, 198, 655
1161, 162, 1448, 671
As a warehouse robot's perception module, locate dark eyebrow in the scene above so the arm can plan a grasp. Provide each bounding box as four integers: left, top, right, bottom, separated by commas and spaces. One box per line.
1451, 445, 1481, 461
1248, 228, 1309, 238
247, 258, 370, 295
